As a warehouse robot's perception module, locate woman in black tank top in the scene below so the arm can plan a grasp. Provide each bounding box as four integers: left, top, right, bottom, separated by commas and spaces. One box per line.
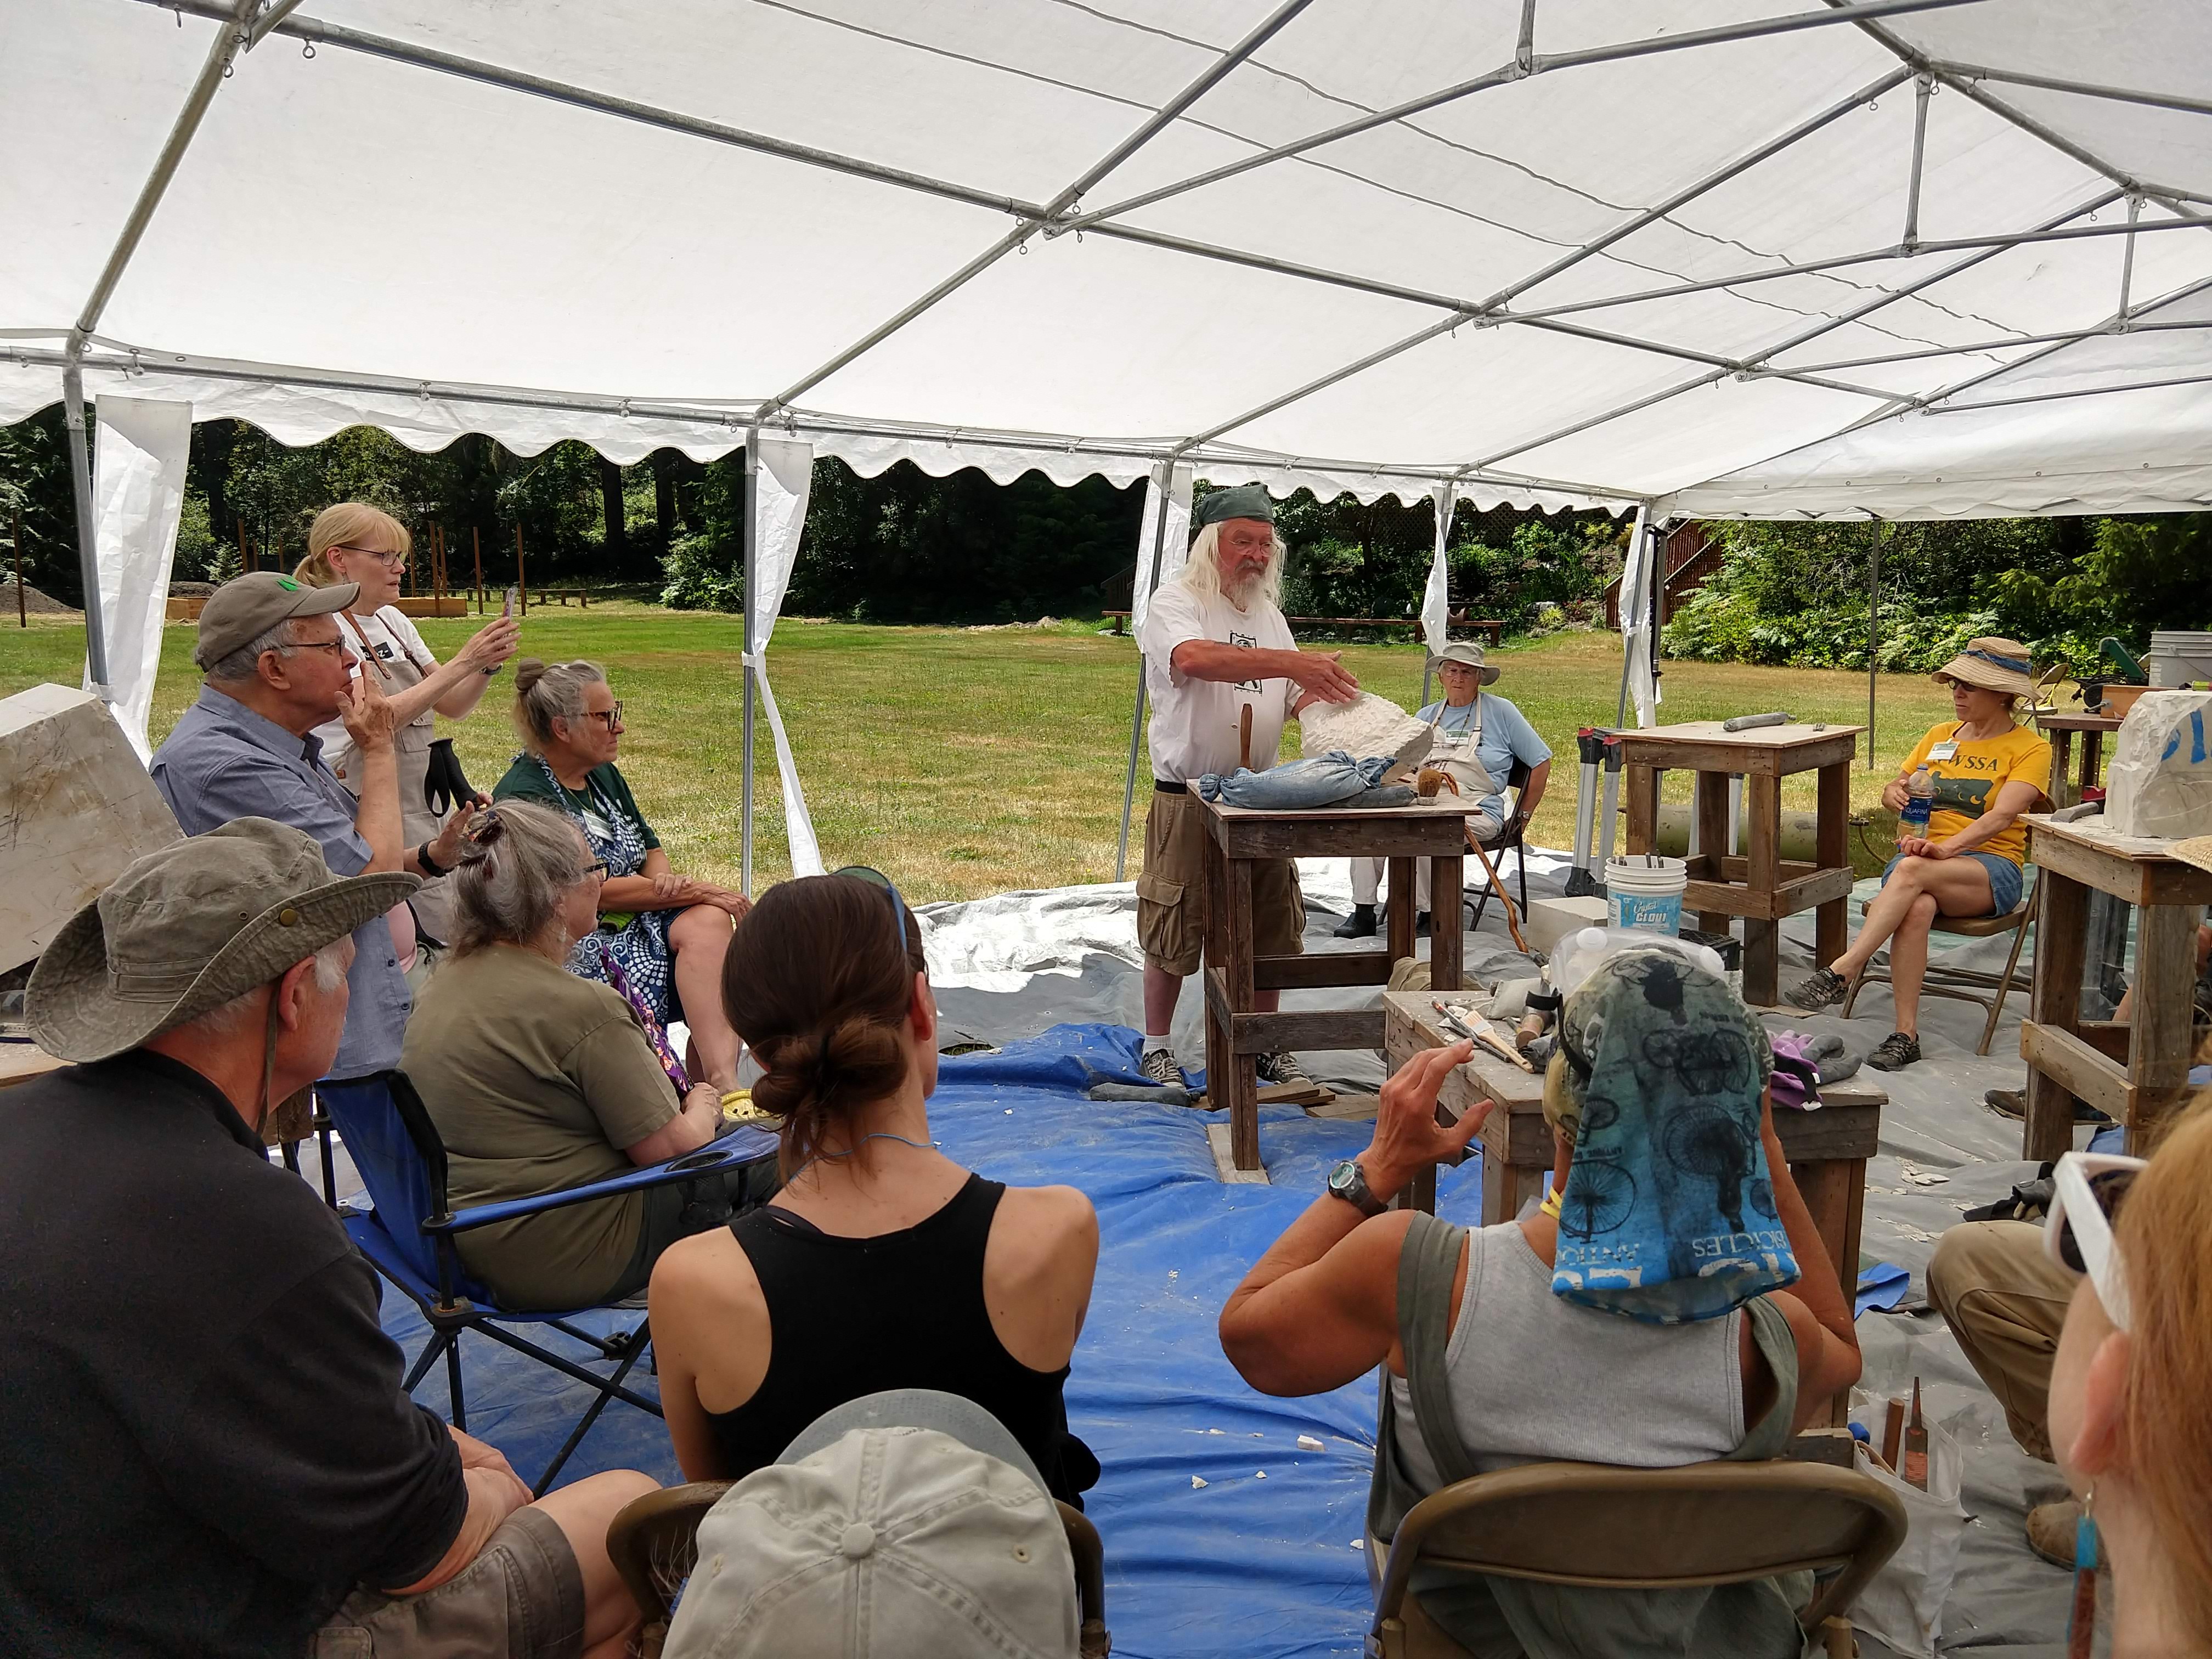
647, 871, 1101, 1505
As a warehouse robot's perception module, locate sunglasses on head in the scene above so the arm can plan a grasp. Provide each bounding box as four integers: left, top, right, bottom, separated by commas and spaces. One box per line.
2043, 1150, 2143, 1330
834, 865, 912, 958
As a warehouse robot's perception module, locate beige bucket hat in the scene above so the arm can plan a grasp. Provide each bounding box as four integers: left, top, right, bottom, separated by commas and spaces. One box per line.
26, 817, 417, 1063
1430, 640, 1502, 685
2172, 836, 2212, 877
1932, 636, 2036, 698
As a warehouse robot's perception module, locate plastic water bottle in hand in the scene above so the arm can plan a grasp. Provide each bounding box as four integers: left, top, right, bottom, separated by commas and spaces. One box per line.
1898, 764, 1935, 846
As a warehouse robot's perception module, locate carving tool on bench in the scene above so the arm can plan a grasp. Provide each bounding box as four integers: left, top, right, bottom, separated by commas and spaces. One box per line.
1432, 1000, 1536, 1072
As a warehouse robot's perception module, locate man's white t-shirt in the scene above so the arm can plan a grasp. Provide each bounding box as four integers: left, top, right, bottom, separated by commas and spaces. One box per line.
311, 605, 437, 786
1139, 584, 1300, 783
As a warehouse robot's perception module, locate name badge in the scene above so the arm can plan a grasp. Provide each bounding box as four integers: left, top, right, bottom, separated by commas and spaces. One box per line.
1437, 727, 1469, 747
1927, 741, 1959, 761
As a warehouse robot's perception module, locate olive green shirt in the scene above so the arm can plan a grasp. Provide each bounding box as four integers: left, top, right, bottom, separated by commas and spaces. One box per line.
401, 946, 679, 1310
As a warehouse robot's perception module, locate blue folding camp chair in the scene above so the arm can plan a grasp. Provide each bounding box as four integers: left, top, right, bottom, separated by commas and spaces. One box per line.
318, 1070, 776, 1493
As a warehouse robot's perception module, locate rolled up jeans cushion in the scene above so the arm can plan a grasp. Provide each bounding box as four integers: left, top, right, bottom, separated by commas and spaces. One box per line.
1198, 751, 1390, 809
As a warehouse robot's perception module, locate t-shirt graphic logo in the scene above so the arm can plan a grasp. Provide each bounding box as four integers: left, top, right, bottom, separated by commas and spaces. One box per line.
1932, 774, 1993, 814
1228, 628, 1262, 693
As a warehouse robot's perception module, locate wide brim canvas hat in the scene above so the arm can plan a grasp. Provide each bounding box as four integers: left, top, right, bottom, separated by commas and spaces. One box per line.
1430, 640, 1500, 685
1931, 635, 2036, 698
27, 816, 417, 1062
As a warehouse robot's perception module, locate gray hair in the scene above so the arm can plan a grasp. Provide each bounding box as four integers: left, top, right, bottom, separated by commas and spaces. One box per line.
204, 618, 300, 686
512, 658, 607, 753
1176, 521, 1285, 610
189, 938, 351, 1036
448, 800, 594, 955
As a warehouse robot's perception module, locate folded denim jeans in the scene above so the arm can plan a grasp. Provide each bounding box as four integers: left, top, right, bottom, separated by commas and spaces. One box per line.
1197, 750, 1395, 809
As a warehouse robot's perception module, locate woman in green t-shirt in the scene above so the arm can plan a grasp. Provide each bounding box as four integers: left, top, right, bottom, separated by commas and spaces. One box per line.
1788, 637, 2051, 1071
491, 658, 752, 1094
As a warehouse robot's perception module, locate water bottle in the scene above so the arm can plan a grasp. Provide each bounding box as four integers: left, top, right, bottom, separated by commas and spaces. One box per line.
1897, 764, 1934, 845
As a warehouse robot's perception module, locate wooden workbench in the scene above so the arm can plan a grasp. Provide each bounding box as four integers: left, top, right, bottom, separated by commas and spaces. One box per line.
1198, 794, 1472, 1177
1618, 721, 1864, 1007
2032, 710, 2124, 810
1381, 992, 1883, 1317
0, 1040, 67, 1092
2021, 815, 2212, 1160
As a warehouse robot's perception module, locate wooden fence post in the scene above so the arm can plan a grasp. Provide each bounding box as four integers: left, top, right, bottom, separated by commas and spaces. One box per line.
473, 527, 484, 615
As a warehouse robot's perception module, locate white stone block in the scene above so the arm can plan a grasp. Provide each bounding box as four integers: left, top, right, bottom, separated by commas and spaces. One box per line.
0, 684, 181, 974
1523, 895, 1612, 957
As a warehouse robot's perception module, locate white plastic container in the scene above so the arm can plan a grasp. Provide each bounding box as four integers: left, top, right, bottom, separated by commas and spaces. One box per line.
1550, 926, 1726, 997
1604, 854, 1689, 936
2147, 630, 2212, 688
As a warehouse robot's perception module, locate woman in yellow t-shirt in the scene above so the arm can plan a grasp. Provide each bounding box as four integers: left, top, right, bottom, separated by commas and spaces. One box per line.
1788, 637, 2051, 1071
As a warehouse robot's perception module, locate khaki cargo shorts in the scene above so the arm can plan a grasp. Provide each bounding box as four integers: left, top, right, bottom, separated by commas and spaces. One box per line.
1137, 787, 1305, 978
312, 1506, 584, 1659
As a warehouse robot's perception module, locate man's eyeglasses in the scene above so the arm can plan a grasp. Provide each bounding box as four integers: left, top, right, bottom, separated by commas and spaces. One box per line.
836, 865, 913, 960
287, 637, 349, 657
583, 860, 610, 882
587, 703, 624, 730
336, 545, 408, 568
2044, 1150, 2144, 1330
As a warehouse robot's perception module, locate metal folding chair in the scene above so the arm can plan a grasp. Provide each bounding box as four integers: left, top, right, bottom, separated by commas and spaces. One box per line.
1466, 757, 1534, 937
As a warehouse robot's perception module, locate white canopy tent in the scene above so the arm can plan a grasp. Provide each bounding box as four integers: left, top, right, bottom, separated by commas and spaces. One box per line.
7, 0, 2211, 880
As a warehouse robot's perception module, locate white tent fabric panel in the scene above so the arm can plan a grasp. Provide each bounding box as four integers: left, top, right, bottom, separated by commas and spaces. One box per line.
5, 0, 2212, 516
86, 394, 193, 761
745, 437, 823, 877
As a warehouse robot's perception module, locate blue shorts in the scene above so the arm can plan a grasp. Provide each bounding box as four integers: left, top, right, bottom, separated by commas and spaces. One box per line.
1882, 850, 2023, 917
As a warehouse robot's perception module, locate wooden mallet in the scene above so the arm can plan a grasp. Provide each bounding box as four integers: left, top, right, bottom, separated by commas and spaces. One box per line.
1239, 704, 1253, 772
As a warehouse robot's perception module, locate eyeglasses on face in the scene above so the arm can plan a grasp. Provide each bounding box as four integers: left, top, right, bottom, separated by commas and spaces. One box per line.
286, 637, 349, 657
583, 860, 610, 882
586, 703, 625, 730
336, 545, 408, 568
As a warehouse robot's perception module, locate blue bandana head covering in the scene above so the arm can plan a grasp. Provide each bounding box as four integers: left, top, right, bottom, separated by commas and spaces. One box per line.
1543, 946, 1798, 1323
1192, 483, 1274, 528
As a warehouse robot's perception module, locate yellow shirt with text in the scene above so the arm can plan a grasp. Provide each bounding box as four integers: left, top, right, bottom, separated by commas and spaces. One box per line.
1901, 720, 2051, 866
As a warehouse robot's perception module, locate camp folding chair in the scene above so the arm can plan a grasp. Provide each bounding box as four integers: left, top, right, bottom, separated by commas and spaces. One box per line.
1841, 870, 2037, 1057
1369, 1458, 1908, 1659
610, 1481, 1112, 1659
1465, 757, 1533, 937
318, 1071, 776, 1495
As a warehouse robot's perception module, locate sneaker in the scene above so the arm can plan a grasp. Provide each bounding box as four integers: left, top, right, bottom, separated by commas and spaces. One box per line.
1138, 1046, 1182, 1088
1333, 905, 1377, 939
2025, 1498, 2080, 1570
1257, 1051, 1311, 1086
1984, 1088, 2025, 1119
1786, 966, 1849, 1012
1868, 1031, 1922, 1071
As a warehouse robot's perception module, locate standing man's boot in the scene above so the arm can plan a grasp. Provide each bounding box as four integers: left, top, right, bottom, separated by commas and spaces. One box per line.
1334, 904, 1377, 939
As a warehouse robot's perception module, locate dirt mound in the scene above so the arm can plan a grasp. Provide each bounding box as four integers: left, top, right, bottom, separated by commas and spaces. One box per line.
169, 580, 218, 597
0, 576, 78, 616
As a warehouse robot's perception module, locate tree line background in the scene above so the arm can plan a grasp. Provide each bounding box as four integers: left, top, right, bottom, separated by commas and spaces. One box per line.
2, 409, 2204, 666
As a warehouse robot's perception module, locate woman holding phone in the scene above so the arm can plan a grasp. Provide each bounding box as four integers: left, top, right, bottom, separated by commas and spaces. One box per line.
294, 503, 521, 946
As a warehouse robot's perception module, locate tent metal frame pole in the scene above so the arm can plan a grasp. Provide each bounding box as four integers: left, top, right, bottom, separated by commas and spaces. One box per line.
2117, 194, 2142, 319
1867, 516, 1881, 769
1177, 66, 1909, 453
1928, 60, 2212, 120
60, 0, 259, 693
1047, 0, 1979, 238
1779, 317, 2212, 375
1901, 74, 1933, 249
1115, 463, 1178, 882
243, 0, 308, 49
1924, 370, 2212, 416
740, 431, 758, 896
754, 0, 1318, 424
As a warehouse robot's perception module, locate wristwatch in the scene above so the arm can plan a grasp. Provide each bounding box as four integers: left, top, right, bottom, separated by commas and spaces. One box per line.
1327, 1157, 1388, 1218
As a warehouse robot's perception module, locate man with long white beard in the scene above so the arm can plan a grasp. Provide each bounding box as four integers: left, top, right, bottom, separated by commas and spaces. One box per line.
1132, 486, 1359, 1092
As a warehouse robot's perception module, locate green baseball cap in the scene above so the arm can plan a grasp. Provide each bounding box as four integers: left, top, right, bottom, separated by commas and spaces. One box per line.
1193, 483, 1274, 528
193, 572, 359, 671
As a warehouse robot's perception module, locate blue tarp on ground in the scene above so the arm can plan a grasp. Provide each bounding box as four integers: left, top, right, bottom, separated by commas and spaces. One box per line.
379, 1023, 1485, 1659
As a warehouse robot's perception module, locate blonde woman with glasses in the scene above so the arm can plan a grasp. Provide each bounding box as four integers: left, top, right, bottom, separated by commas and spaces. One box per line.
295, 502, 521, 943
492, 658, 752, 1096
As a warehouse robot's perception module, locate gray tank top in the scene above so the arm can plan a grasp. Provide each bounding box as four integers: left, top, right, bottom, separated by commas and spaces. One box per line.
1389, 1220, 1747, 1490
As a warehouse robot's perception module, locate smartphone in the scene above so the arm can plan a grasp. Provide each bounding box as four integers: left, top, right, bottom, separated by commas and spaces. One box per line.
501, 586, 517, 618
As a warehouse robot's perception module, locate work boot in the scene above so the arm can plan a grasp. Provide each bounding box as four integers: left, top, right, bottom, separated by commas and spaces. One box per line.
1138, 1046, 1183, 1089
1333, 904, 1378, 939
1985, 1088, 2025, 1119
1786, 966, 1849, 1012
2025, 1498, 2080, 1570
1257, 1051, 1311, 1087
1869, 1031, 1922, 1071
1414, 911, 1432, 938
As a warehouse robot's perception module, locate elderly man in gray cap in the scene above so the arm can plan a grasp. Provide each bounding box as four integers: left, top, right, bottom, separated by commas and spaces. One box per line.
1336, 639, 1552, 938
150, 572, 484, 1088
0, 819, 657, 1659
1132, 484, 1359, 1092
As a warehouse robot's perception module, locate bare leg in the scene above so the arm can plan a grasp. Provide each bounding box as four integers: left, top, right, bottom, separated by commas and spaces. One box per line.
1143, 960, 1279, 1035
1830, 856, 1993, 979
669, 905, 740, 1092
529, 1468, 660, 1659
1889, 893, 1938, 1037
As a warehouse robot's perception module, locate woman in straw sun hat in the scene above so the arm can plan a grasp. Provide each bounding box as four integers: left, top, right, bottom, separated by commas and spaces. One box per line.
1787, 636, 2051, 1070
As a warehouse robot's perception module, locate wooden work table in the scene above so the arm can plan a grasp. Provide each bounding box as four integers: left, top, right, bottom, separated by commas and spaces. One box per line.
2021, 815, 2212, 1159
1381, 992, 1884, 1319
1197, 793, 1475, 1178
0, 1040, 67, 1092
1616, 721, 1864, 1008
2032, 710, 2124, 811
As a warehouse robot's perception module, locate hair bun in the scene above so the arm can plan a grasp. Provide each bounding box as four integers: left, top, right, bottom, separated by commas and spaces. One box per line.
514, 658, 548, 694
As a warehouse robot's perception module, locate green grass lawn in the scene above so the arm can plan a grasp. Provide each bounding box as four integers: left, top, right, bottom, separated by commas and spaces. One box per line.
2, 607, 1962, 901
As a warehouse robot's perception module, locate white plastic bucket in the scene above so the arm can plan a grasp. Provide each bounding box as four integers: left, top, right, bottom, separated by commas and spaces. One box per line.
2147, 630, 2212, 688
1606, 855, 1688, 936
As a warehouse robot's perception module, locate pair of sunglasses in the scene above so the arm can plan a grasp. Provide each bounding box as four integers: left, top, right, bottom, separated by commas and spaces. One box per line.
2044, 1150, 2143, 1330
835, 865, 912, 958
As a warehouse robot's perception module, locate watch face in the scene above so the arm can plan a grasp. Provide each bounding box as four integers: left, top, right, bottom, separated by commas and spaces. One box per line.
1330, 1160, 1361, 1196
